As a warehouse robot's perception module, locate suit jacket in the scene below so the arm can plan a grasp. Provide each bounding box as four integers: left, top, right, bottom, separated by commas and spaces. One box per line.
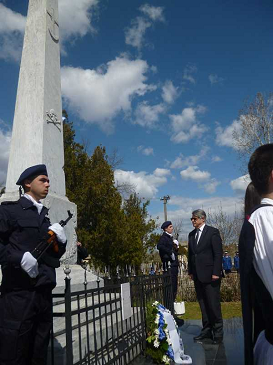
188, 225, 222, 283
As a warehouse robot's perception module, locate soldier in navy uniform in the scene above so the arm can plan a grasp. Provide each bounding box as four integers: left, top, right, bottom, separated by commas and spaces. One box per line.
0, 164, 67, 365
157, 221, 179, 301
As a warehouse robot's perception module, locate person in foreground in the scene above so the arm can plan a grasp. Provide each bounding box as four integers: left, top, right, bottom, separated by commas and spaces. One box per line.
188, 209, 223, 344
0, 164, 67, 365
239, 144, 273, 365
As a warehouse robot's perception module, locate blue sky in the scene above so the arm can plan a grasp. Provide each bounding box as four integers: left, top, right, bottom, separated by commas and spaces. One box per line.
0, 0, 272, 237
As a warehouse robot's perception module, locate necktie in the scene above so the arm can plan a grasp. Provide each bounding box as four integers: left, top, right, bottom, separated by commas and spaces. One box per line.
195, 229, 200, 245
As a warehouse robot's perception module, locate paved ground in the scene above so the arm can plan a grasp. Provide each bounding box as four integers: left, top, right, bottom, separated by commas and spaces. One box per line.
132, 318, 244, 365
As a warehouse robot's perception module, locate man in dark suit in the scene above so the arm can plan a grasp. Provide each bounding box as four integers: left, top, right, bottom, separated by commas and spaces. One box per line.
157, 221, 179, 301
188, 209, 223, 343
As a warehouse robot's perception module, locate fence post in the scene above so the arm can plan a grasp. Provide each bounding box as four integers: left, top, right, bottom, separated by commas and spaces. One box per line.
64, 267, 73, 365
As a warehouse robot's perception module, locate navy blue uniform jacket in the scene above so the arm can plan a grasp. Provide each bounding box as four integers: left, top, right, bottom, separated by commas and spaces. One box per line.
188, 225, 222, 283
157, 232, 178, 267
0, 197, 66, 290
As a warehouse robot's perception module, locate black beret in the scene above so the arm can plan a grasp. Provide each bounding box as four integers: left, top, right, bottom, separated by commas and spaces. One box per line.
16, 164, 48, 185
161, 221, 172, 230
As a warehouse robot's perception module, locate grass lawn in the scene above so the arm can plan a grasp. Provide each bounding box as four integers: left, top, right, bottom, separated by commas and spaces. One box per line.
180, 302, 242, 320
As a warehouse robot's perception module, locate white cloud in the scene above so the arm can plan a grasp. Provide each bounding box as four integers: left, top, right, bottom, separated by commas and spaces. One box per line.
161, 80, 179, 104
134, 101, 165, 128
211, 155, 222, 163
150, 65, 158, 73
0, 4, 25, 62
230, 174, 250, 194
180, 166, 211, 182
170, 147, 209, 169
215, 119, 242, 149
153, 168, 170, 177
183, 64, 197, 84
139, 4, 165, 22
170, 105, 208, 144
209, 73, 224, 85
204, 179, 220, 194
125, 4, 165, 50
114, 168, 169, 199
179, 164, 220, 194
137, 145, 154, 156
125, 17, 151, 50
0, 127, 12, 184
59, 0, 98, 42
62, 56, 152, 133
0, 4, 26, 33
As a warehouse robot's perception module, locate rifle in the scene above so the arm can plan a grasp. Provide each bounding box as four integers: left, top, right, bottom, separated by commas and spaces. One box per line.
32, 210, 73, 261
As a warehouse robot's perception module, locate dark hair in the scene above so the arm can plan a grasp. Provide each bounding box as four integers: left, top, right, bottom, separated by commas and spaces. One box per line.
248, 144, 273, 195
244, 182, 261, 216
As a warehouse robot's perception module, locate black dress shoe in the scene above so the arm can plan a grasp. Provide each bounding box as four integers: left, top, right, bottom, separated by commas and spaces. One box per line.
193, 333, 212, 341
212, 337, 223, 344
174, 317, 184, 327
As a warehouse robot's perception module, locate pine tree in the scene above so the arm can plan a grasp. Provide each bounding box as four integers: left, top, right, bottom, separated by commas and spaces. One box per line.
62, 111, 158, 269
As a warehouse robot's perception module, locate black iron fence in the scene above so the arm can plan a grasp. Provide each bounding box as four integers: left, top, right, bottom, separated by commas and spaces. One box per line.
48, 269, 173, 365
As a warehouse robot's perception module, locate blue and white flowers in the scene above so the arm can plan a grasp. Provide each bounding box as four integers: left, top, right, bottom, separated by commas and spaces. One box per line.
146, 301, 175, 364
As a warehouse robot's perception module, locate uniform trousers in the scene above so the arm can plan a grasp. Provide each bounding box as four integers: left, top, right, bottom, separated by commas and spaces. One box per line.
0, 287, 52, 365
171, 266, 178, 301
194, 278, 223, 338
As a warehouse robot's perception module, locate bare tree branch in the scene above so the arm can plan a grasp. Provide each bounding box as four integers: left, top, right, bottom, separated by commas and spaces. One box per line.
108, 147, 124, 169
172, 218, 183, 240
233, 92, 273, 170
116, 180, 136, 197
207, 205, 243, 245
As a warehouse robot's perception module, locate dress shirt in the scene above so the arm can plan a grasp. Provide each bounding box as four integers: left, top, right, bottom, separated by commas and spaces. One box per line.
195, 223, 205, 244
249, 198, 273, 299
249, 198, 273, 364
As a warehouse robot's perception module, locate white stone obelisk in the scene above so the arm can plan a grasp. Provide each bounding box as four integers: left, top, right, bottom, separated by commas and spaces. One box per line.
1, 0, 77, 263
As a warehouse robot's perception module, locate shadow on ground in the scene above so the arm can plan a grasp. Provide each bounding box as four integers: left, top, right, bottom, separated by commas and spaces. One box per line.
131, 318, 244, 365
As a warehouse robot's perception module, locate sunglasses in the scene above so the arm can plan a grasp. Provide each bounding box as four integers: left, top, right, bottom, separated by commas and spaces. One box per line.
190, 217, 202, 221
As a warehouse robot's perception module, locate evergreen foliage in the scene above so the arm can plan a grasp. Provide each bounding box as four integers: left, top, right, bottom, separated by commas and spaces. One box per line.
62, 111, 158, 268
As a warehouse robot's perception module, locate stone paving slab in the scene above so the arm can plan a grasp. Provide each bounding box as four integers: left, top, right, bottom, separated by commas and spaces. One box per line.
131, 318, 244, 365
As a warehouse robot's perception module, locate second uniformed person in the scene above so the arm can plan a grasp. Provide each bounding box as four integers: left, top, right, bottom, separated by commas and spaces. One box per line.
0, 164, 67, 365
157, 221, 179, 301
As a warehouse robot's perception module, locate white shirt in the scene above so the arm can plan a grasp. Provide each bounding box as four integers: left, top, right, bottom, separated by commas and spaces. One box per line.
249, 198, 273, 364
249, 198, 273, 299
196, 223, 205, 244
23, 193, 44, 215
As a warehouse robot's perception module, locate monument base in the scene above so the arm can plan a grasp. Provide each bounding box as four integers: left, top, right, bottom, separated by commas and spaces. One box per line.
0, 191, 77, 264
53, 265, 101, 293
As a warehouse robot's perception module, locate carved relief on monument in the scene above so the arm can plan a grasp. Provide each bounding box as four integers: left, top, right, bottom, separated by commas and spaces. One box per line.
46, 109, 61, 131
47, 6, 59, 42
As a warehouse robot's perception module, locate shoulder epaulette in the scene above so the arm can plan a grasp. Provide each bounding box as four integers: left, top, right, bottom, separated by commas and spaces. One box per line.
1, 200, 19, 205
